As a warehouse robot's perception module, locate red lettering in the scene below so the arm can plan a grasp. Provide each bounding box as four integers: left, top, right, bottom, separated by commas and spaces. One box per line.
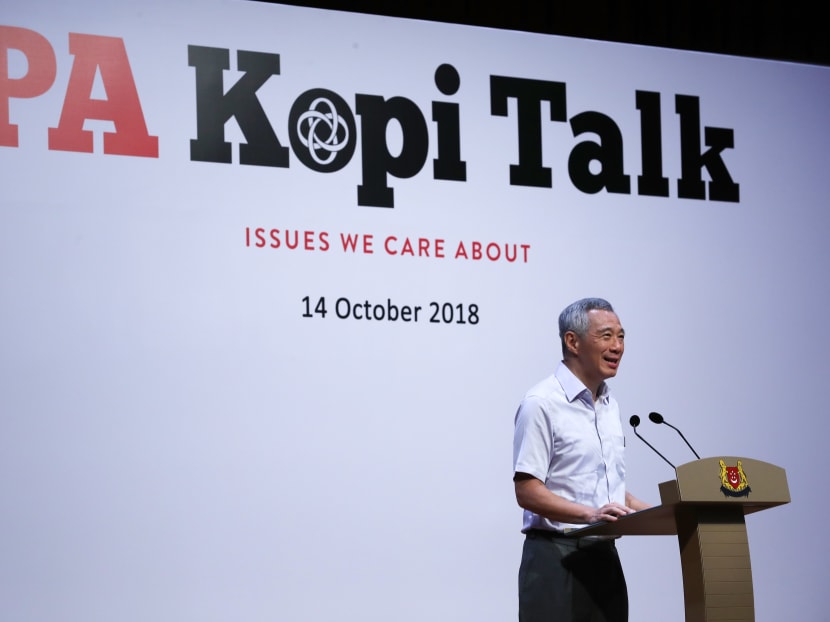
271, 228, 285, 248
0, 26, 56, 147
341, 232, 373, 253
246, 227, 330, 250
385, 235, 446, 258
284, 230, 299, 249
48, 33, 158, 156
343, 233, 360, 251
400, 237, 415, 256
454, 240, 531, 263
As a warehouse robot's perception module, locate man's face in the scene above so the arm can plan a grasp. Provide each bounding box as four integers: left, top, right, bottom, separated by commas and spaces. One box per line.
573, 309, 625, 385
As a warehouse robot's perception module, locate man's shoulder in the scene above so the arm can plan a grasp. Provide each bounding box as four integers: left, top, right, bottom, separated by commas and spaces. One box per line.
523, 373, 562, 400
518, 374, 569, 418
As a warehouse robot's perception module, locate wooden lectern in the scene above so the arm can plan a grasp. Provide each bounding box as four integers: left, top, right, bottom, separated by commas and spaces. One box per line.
569, 457, 790, 622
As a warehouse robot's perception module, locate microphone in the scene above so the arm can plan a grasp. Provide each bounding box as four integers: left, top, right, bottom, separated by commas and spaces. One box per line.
648, 412, 701, 459
629, 415, 675, 469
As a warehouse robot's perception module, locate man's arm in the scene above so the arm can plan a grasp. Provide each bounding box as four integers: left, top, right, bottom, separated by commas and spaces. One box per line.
625, 491, 651, 512
514, 472, 636, 524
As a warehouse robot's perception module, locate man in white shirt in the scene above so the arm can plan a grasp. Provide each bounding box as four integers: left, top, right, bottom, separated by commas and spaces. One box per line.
513, 297, 648, 622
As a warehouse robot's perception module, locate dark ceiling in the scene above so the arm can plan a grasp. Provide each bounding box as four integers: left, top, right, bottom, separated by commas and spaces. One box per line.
254, 1, 830, 67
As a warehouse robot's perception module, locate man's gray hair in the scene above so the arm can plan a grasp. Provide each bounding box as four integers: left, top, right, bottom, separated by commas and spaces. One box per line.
558, 297, 615, 352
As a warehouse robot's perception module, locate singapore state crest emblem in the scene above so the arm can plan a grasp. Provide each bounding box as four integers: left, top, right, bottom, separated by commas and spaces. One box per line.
719, 459, 751, 497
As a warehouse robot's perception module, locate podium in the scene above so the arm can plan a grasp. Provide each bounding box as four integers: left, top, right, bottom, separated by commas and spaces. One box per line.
569, 457, 790, 622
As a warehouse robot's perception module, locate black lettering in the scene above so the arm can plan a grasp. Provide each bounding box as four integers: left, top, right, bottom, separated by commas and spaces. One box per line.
568, 110, 631, 194
490, 76, 567, 188
188, 46, 288, 167
355, 94, 428, 208
636, 90, 669, 197
676, 94, 739, 202
432, 63, 466, 182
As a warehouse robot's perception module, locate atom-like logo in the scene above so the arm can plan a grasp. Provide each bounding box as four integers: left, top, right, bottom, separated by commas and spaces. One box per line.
297, 97, 349, 165
289, 89, 356, 172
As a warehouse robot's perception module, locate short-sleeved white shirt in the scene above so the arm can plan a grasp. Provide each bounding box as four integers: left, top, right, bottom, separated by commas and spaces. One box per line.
513, 361, 627, 532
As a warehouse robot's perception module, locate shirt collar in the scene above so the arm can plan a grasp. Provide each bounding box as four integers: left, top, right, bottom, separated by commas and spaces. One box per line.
555, 361, 610, 405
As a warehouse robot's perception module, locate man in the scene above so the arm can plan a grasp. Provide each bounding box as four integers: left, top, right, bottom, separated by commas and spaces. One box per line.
513, 297, 649, 622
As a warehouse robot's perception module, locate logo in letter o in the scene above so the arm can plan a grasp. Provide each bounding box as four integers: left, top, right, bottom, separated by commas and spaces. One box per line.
289, 88, 356, 172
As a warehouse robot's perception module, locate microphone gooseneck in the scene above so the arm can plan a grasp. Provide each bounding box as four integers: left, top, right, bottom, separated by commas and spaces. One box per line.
629, 415, 675, 469
648, 411, 701, 459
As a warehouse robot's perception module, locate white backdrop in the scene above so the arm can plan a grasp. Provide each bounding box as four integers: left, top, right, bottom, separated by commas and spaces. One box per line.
2, 1, 829, 621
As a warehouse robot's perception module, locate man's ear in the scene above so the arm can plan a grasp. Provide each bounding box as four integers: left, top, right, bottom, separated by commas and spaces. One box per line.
563, 331, 579, 356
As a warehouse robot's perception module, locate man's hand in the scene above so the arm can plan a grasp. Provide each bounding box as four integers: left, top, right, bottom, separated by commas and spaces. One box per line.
586, 502, 635, 524
515, 474, 638, 525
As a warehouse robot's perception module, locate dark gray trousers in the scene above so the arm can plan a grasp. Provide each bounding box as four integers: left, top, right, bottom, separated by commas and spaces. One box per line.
518, 531, 628, 622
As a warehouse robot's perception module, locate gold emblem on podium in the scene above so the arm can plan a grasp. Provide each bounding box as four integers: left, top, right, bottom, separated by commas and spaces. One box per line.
719, 459, 751, 497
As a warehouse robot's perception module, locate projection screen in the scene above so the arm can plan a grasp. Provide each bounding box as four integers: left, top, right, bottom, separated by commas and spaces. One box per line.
2, 1, 829, 620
